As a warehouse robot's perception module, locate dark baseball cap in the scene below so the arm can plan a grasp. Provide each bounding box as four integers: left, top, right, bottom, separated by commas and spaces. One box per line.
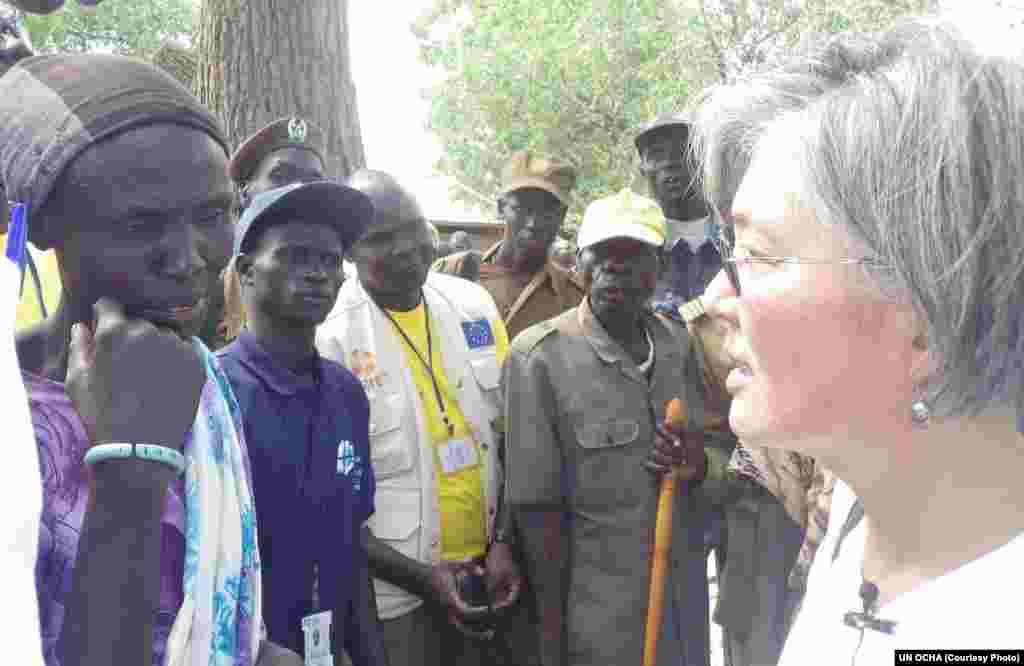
234, 180, 374, 257
634, 111, 694, 154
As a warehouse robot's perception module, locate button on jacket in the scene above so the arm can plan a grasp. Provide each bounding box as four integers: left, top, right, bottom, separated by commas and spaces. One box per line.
503, 297, 735, 666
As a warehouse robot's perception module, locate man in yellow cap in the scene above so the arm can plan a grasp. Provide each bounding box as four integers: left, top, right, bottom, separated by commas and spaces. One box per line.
433, 151, 583, 340
501, 189, 735, 666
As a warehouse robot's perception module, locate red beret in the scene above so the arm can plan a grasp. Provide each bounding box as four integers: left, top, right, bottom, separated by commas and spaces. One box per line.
228, 116, 325, 184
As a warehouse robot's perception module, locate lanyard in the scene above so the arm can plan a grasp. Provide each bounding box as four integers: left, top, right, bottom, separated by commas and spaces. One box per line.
381, 294, 456, 438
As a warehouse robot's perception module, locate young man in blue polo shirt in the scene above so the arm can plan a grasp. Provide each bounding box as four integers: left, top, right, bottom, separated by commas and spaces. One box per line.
216, 181, 385, 666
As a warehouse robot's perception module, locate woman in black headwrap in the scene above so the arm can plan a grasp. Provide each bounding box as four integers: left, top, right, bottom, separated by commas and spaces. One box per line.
0, 54, 298, 666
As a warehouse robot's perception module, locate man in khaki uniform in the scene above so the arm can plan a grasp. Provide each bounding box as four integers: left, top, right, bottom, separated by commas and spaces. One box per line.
433, 151, 583, 339
502, 190, 735, 666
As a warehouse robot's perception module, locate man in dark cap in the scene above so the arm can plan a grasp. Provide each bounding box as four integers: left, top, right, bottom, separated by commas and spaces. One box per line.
434, 151, 583, 340
317, 170, 529, 666
217, 181, 385, 666
636, 112, 732, 666
219, 117, 327, 344
0, 53, 296, 666
635, 113, 721, 313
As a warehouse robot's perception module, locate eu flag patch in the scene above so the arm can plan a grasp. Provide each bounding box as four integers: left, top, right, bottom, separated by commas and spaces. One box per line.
462, 318, 495, 349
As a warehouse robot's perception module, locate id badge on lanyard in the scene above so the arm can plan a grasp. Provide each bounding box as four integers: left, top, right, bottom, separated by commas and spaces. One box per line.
438, 437, 480, 475
301, 610, 332, 666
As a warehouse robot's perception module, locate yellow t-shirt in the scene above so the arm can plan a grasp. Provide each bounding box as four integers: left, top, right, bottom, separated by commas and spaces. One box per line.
386, 303, 508, 561
0, 235, 62, 331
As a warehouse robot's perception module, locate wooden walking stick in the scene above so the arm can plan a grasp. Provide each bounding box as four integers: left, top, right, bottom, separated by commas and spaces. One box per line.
642, 397, 689, 666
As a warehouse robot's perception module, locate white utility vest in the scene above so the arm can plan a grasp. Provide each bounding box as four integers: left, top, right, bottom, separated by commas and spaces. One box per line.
316, 273, 504, 619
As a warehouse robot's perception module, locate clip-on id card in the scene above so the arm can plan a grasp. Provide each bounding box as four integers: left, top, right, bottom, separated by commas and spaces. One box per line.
301, 610, 332, 666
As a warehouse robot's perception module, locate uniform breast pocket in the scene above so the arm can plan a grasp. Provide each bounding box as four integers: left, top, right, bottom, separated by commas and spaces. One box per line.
368, 393, 414, 479
571, 417, 648, 510
574, 419, 640, 449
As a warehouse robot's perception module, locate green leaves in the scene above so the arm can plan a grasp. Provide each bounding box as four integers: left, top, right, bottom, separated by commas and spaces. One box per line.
416, 0, 929, 242
20, 0, 194, 56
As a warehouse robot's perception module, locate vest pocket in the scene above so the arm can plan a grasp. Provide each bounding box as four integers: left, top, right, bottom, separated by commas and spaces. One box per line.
468, 356, 501, 390
368, 393, 414, 478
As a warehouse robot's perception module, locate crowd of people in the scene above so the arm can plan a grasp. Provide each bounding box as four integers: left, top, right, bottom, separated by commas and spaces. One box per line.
2, 8, 1022, 666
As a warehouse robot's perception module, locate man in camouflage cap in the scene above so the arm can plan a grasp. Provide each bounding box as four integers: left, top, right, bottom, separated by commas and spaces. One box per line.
434, 151, 583, 340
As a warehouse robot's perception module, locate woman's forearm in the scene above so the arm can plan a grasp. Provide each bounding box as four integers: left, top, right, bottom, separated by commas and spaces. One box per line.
61, 461, 174, 666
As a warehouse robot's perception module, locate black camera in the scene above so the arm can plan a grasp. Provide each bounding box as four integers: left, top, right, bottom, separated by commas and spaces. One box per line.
454, 570, 496, 638
455, 570, 491, 608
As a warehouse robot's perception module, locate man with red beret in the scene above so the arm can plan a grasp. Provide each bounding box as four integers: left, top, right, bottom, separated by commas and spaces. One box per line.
229, 117, 327, 210
220, 117, 328, 344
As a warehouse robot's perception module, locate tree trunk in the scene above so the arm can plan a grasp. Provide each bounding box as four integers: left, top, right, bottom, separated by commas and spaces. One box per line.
195, 0, 365, 179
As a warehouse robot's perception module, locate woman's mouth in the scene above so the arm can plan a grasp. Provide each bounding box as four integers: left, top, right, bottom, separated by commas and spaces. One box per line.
130, 297, 207, 329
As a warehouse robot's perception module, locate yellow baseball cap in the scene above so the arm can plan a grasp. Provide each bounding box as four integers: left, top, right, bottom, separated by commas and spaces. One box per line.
577, 189, 667, 250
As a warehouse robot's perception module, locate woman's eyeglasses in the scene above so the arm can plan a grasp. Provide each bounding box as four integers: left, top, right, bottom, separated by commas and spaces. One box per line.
711, 224, 884, 296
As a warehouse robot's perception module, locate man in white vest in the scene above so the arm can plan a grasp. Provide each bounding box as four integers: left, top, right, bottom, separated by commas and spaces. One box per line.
316, 170, 525, 666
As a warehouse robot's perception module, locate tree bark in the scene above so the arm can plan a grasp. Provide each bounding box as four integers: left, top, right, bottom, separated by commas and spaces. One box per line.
195, 0, 365, 179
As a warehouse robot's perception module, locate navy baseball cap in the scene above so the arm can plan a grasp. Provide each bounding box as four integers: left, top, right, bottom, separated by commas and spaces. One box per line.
234, 180, 374, 256
634, 111, 694, 154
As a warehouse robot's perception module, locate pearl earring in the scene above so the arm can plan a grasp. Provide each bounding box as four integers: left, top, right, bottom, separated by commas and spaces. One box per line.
911, 400, 930, 426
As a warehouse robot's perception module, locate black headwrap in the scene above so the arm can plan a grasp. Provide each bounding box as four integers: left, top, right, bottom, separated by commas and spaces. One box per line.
0, 53, 228, 249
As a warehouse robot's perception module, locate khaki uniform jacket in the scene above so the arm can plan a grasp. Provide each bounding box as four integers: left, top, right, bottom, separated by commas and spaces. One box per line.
433, 242, 584, 340
502, 297, 734, 666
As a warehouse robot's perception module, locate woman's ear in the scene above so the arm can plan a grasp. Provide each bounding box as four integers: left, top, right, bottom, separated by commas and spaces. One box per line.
234, 254, 255, 287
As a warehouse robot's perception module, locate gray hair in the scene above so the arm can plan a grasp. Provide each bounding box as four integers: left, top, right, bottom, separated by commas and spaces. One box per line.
692, 18, 1024, 420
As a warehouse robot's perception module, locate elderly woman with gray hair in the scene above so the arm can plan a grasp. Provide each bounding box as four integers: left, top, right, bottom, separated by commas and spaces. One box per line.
692, 18, 1024, 663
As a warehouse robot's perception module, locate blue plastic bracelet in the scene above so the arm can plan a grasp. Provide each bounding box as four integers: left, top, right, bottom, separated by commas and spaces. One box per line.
84, 443, 187, 476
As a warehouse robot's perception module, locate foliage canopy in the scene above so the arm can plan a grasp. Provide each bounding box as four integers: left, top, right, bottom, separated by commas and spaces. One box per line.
415, 0, 933, 235
12, 0, 194, 57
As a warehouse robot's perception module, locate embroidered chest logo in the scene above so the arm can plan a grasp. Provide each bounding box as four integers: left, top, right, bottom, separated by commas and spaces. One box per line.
336, 439, 362, 491
348, 349, 387, 397
461, 318, 495, 349
287, 117, 308, 143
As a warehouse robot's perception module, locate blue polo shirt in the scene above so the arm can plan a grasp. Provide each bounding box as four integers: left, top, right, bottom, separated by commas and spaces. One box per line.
652, 217, 723, 313
217, 331, 377, 663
